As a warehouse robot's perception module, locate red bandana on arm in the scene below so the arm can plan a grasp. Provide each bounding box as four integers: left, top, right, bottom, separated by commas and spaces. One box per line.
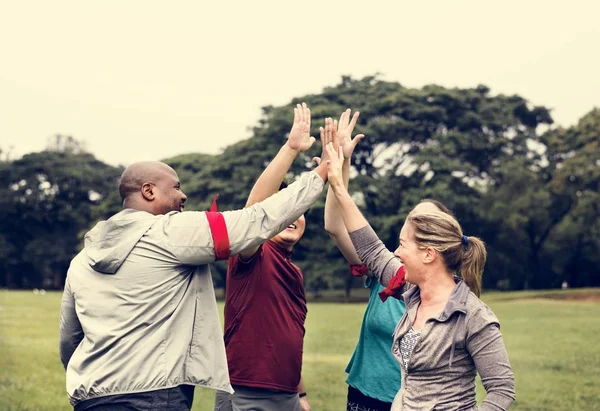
349, 263, 369, 277
205, 194, 231, 260
378, 266, 406, 302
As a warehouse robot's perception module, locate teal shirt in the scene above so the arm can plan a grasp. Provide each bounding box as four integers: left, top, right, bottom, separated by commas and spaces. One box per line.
345, 277, 406, 403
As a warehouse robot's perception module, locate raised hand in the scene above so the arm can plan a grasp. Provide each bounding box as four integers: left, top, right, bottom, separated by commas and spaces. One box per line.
336, 109, 364, 159
317, 117, 339, 165
286, 102, 316, 152
325, 140, 345, 190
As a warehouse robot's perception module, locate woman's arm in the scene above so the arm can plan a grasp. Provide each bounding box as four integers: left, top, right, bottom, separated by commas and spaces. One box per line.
324, 110, 364, 265
325, 141, 402, 287
467, 307, 516, 410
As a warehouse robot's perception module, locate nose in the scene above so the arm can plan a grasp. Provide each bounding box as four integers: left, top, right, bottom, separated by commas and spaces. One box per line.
393, 247, 401, 259
181, 192, 188, 202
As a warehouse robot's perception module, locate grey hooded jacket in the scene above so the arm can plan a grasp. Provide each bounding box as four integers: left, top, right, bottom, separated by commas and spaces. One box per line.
59, 171, 323, 405
349, 225, 516, 411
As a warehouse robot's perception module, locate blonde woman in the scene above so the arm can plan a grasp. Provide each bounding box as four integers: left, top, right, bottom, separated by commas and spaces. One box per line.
324, 142, 515, 410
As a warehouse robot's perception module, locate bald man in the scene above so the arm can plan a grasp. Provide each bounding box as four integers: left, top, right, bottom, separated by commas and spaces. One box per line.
59, 110, 329, 410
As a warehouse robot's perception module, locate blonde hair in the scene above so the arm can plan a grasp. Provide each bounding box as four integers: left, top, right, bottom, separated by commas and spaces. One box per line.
406, 211, 487, 297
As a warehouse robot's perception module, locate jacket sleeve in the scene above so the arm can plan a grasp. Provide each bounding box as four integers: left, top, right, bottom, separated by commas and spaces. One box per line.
348, 224, 403, 288
467, 306, 516, 411
162, 171, 324, 265
59, 276, 84, 370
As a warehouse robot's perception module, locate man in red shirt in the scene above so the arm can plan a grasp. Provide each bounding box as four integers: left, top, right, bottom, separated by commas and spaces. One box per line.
214, 104, 324, 411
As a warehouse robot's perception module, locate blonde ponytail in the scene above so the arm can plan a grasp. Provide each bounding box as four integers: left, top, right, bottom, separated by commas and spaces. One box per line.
459, 236, 486, 297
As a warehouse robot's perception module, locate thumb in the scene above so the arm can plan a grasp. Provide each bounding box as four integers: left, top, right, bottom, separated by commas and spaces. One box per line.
311, 157, 322, 165
351, 134, 365, 149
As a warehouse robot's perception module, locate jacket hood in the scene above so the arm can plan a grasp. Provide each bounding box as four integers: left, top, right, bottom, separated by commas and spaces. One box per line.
84, 209, 158, 274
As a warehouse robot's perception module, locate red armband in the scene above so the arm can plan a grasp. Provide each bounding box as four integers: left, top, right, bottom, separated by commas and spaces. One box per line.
378, 266, 406, 302
206, 194, 230, 260
349, 263, 369, 277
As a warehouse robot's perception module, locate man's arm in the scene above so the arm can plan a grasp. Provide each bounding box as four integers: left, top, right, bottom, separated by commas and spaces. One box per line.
297, 377, 311, 411
239, 103, 315, 259
59, 276, 84, 370
164, 170, 326, 266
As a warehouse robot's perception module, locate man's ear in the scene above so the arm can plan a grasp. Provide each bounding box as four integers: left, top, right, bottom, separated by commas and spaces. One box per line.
141, 183, 155, 201
423, 247, 437, 265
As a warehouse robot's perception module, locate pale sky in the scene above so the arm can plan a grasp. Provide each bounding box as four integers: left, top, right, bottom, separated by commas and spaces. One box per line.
1, 1, 598, 166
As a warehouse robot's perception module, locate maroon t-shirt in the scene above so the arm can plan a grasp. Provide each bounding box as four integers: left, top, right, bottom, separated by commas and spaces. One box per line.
223, 240, 307, 393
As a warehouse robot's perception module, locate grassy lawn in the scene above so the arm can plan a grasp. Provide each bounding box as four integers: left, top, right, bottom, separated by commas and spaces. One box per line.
1, 289, 599, 410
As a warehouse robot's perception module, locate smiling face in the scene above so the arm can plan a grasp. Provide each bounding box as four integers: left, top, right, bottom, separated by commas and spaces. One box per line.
394, 221, 425, 284
152, 166, 187, 214
270, 214, 306, 251
392, 201, 444, 283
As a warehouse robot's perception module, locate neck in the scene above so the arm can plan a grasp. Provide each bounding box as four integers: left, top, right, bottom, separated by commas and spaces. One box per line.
418, 271, 456, 305
123, 199, 156, 215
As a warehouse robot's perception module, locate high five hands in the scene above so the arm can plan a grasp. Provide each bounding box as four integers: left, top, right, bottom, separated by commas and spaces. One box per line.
286, 103, 364, 186
313, 109, 363, 164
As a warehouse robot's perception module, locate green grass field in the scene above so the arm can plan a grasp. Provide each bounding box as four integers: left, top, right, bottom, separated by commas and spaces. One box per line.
1, 289, 599, 411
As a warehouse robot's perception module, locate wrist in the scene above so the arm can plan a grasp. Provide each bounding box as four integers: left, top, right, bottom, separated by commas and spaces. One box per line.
283, 141, 302, 155
332, 182, 349, 196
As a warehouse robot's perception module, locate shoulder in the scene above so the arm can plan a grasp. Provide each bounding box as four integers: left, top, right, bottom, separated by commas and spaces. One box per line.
228, 244, 265, 276
465, 293, 500, 332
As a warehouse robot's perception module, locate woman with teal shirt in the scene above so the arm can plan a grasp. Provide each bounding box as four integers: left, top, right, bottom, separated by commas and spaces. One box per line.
323, 111, 451, 410
343, 275, 406, 409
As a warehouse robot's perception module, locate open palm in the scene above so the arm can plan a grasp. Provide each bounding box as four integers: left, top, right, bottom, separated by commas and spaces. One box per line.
287, 102, 315, 152
337, 109, 364, 159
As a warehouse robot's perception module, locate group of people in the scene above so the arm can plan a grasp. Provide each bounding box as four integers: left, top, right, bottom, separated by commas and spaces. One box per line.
59, 103, 516, 411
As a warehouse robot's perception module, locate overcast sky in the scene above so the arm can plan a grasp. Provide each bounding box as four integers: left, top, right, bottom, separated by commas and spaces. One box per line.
1, 1, 598, 166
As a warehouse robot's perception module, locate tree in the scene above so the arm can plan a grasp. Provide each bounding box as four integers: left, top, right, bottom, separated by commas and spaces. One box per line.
169, 75, 561, 293
0, 141, 122, 288
542, 108, 600, 287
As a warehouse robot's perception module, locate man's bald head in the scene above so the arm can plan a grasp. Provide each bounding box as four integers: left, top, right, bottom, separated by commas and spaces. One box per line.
119, 161, 175, 201
118, 161, 187, 215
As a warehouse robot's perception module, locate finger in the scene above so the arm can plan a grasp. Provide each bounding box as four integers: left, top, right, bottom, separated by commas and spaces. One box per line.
319, 126, 325, 146
301, 102, 307, 125
293, 107, 298, 124
325, 141, 335, 157
332, 119, 339, 147
308, 136, 316, 147
348, 111, 360, 132
351, 134, 365, 148
342, 108, 351, 129
338, 110, 345, 130
312, 156, 321, 165
306, 105, 311, 130
338, 145, 344, 161
297, 104, 303, 123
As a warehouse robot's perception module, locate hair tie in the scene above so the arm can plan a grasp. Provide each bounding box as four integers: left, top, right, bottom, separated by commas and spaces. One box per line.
462, 235, 469, 246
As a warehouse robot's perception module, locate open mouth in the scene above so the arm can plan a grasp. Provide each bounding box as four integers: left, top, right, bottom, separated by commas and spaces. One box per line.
287, 223, 297, 230
180, 203, 185, 211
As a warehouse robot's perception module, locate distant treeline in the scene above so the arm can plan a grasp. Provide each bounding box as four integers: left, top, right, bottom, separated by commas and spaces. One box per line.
1, 76, 598, 294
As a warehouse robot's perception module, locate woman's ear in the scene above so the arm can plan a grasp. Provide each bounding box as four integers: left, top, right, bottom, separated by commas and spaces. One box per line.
423, 247, 437, 265
141, 183, 155, 201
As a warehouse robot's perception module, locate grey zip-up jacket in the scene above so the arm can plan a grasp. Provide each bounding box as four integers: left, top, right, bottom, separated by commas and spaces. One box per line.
59, 171, 324, 406
349, 225, 515, 411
